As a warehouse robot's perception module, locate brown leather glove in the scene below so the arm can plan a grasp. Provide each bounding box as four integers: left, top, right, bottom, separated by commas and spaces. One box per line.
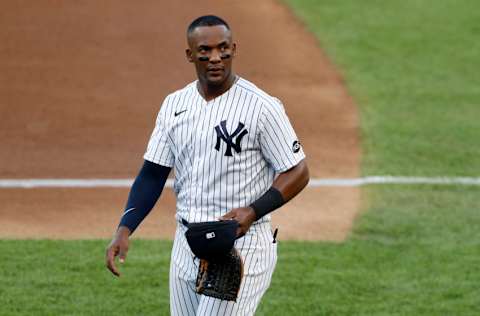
195, 248, 244, 302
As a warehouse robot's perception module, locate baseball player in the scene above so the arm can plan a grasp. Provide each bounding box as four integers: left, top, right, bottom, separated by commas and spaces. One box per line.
106, 15, 309, 315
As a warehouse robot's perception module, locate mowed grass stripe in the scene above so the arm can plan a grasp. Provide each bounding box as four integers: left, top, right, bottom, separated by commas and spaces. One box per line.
286, 0, 480, 176
1, 185, 480, 316
281, 0, 480, 315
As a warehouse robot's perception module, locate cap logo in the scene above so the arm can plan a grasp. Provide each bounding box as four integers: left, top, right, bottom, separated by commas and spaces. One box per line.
206, 232, 216, 239
292, 140, 301, 153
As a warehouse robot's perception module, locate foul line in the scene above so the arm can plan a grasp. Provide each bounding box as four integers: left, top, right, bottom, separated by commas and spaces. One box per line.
0, 176, 479, 188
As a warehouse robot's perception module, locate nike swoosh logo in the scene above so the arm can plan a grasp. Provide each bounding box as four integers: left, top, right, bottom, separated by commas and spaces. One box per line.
174, 109, 187, 117
123, 207, 136, 216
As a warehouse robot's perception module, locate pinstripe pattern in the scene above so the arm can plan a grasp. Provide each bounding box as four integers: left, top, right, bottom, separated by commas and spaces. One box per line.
144, 77, 305, 315
171, 222, 277, 316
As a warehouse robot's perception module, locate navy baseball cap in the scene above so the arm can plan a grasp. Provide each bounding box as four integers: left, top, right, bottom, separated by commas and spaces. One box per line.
185, 220, 239, 260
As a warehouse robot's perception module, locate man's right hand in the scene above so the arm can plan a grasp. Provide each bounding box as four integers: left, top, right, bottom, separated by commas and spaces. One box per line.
105, 226, 131, 277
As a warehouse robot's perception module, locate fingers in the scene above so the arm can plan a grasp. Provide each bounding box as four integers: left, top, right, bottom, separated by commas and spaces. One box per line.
118, 246, 128, 264
219, 209, 243, 237
236, 227, 244, 238
105, 246, 120, 277
219, 210, 236, 221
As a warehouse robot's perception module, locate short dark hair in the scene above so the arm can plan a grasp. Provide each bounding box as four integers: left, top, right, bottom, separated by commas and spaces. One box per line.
187, 15, 230, 35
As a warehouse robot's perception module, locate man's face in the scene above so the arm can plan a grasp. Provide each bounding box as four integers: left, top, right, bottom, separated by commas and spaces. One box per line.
186, 25, 236, 86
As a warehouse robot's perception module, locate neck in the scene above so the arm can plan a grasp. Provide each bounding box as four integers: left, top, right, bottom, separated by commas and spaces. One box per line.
198, 73, 237, 101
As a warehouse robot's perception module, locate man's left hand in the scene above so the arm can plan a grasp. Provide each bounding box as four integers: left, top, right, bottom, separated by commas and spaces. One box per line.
219, 207, 256, 238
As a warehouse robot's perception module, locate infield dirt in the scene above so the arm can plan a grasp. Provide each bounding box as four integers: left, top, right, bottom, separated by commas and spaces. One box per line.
0, 0, 360, 240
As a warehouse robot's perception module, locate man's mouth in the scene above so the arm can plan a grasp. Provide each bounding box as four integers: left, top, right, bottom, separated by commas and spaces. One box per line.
207, 67, 224, 73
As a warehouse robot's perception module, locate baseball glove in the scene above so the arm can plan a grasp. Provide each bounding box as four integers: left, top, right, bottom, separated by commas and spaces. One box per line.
196, 248, 244, 301
185, 220, 244, 301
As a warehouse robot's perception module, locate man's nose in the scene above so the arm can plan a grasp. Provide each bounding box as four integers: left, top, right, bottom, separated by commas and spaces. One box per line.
209, 49, 222, 62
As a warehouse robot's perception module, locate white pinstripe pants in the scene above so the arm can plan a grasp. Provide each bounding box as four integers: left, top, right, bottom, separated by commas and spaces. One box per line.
169, 221, 278, 316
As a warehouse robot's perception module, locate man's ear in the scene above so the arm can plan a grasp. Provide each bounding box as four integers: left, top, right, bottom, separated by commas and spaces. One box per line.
231, 43, 237, 57
185, 48, 194, 63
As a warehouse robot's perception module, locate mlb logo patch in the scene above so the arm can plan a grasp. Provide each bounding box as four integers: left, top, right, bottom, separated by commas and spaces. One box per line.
206, 232, 216, 239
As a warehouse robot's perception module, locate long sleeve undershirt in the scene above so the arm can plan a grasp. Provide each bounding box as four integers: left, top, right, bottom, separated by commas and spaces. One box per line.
118, 160, 171, 234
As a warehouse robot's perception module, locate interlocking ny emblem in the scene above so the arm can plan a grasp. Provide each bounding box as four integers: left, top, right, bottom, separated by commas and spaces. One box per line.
214, 120, 248, 156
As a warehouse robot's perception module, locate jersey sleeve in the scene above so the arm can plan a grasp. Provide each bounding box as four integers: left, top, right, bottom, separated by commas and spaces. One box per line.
143, 96, 175, 167
258, 98, 306, 173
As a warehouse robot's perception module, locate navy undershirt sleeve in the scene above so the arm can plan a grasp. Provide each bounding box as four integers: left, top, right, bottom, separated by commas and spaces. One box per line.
118, 160, 171, 234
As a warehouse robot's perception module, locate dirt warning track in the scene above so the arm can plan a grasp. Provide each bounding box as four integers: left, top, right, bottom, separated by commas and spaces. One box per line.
0, 0, 360, 240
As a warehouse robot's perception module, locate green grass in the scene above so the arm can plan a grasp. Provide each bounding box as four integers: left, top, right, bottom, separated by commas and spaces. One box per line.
285, 0, 480, 176
1, 186, 480, 316
2, 1, 480, 315
0, 240, 171, 315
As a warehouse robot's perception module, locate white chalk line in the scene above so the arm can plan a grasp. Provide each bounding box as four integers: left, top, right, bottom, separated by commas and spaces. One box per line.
0, 176, 479, 188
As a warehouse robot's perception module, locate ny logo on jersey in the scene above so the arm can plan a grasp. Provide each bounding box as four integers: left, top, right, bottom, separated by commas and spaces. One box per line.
214, 120, 248, 156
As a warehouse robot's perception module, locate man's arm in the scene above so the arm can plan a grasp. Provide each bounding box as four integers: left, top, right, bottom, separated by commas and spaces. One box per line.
270, 159, 310, 202
220, 160, 310, 237
105, 160, 171, 277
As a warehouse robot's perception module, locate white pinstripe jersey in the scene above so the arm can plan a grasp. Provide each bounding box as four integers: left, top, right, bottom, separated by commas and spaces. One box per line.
144, 77, 305, 223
